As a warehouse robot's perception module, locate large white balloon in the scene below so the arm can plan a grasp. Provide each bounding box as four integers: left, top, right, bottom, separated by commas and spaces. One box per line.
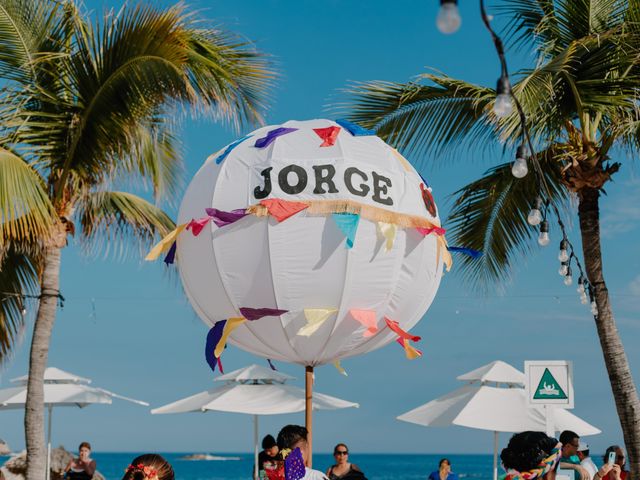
176, 119, 446, 366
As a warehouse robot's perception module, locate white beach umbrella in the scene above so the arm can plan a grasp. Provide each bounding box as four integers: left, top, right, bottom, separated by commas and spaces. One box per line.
0, 367, 148, 480
456, 360, 525, 386
151, 364, 358, 479
397, 361, 600, 480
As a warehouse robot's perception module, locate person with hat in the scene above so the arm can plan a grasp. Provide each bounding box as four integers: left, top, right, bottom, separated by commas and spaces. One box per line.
577, 442, 598, 479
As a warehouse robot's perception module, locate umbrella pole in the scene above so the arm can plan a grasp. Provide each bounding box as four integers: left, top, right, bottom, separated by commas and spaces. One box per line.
493, 431, 498, 480
46, 405, 52, 480
305, 365, 313, 468
254, 415, 259, 480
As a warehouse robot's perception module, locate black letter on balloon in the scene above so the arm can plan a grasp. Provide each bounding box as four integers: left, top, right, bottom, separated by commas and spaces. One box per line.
254, 167, 273, 199
312, 164, 338, 194
372, 171, 393, 205
278, 164, 308, 195
344, 167, 370, 197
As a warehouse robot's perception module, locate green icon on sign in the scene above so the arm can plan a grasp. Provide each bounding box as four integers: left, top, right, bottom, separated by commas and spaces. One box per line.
533, 368, 567, 399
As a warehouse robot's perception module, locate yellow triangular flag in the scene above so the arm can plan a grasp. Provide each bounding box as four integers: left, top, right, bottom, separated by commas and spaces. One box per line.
437, 236, 453, 272
297, 308, 337, 336
377, 222, 397, 252
401, 338, 423, 360
391, 148, 413, 172
214, 317, 246, 357
145, 224, 187, 261
334, 360, 348, 376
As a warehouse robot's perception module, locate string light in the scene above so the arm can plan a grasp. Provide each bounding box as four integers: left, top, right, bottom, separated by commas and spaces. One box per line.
558, 262, 568, 276
436, 0, 462, 34
437, 0, 599, 316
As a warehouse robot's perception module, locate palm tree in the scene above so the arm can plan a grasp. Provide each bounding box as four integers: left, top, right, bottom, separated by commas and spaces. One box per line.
0, 1, 274, 479
343, 0, 640, 476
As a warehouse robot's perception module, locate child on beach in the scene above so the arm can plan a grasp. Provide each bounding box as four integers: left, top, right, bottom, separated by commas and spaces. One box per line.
122, 454, 174, 480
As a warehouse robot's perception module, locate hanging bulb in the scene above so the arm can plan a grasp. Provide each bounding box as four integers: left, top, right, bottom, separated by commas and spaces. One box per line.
511, 145, 529, 178
538, 220, 550, 246
493, 76, 513, 118
564, 270, 573, 286
590, 301, 598, 315
21, 307, 27, 316
436, 0, 462, 34
577, 276, 585, 294
527, 197, 543, 226
558, 239, 569, 262
580, 292, 588, 304
558, 262, 568, 276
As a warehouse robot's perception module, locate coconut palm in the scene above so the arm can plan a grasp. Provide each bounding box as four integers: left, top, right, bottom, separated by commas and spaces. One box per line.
0, 1, 274, 478
343, 0, 640, 475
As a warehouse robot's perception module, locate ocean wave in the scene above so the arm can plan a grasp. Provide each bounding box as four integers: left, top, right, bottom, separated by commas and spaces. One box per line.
180, 454, 242, 461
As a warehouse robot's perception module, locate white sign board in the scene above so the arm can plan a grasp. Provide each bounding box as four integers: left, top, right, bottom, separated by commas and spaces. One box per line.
525, 360, 574, 408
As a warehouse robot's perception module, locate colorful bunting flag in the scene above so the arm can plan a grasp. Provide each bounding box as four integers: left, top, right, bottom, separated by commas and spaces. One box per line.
217, 357, 224, 373
448, 246, 483, 259
349, 309, 378, 337
284, 447, 306, 480
332, 213, 360, 249
214, 317, 246, 358
187, 216, 212, 236
391, 148, 413, 172
297, 308, 337, 336
384, 317, 421, 342
267, 359, 277, 371
260, 198, 309, 222
396, 337, 423, 359
163, 241, 177, 265
335, 119, 376, 136
333, 360, 348, 376
204, 208, 248, 228
214, 135, 251, 164
254, 127, 298, 148
416, 226, 446, 237
239, 307, 289, 321
145, 223, 187, 261
313, 126, 341, 147
205, 321, 226, 372
377, 222, 397, 252
420, 183, 438, 217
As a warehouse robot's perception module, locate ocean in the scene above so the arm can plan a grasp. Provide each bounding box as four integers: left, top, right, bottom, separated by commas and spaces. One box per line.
86, 453, 495, 480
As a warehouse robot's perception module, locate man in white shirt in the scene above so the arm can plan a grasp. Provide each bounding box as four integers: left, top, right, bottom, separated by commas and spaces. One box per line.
577, 442, 598, 479
277, 424, 328, 480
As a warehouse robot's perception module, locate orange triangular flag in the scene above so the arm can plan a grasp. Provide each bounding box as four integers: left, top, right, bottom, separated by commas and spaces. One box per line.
260, 198, 309, 222
396, 338, 423, 359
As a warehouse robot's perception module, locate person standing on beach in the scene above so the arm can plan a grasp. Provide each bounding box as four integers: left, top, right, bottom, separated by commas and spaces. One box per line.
600, 446, 627, 480
276, 425, 328, 480
259, 435, 282, 479
577, 443, 598, 479
122, 453, 174, 480
326, 443, 365, 480
501, 431, 562, 480
559, 431, 591, 480
64, 442, 96, 480
428, 458, 458, 480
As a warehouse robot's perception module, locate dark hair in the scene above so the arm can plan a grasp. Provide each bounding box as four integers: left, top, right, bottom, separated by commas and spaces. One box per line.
501, 432, 558, 473
277, 425, 308, 450
580, 449, 590, 457
559, 431, 578, 446
333, 443, 348, 454
439, 458, 451, 468
262, 435, 277, 450
603, 445, 622, 464
79, 442, 91, 451
121, 454, 174, 480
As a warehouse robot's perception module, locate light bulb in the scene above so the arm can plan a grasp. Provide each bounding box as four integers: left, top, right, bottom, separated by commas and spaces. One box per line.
564, 275, 573, 286
590, 301, 598, 315
512, 157, 528, 178
21, 307, 27, 316
436, 0, 461, 34
558, 263, 568, 276
577, 283, 585, 294
538, 220, 550, 246
493, 76, 513, 118
527, 197, 543, 226
558, 239, 569, 262
580, 292, 588, 304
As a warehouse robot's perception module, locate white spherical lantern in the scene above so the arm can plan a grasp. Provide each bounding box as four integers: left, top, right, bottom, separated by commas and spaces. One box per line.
175, 119, 448, 367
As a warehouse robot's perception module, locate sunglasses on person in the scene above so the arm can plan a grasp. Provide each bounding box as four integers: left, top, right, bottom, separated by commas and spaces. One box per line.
335, 450, 349, 455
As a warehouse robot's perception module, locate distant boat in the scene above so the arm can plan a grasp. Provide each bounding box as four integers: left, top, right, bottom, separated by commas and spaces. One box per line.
180, 454, 242, 461
0, 439, 10, 456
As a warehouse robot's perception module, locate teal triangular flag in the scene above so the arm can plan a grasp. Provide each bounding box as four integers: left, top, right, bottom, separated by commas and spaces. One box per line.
332, 213, 360, 249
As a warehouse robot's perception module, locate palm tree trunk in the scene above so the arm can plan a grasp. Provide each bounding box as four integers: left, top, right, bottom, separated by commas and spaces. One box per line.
25, 245, 62, 480
578, 187, 640, 479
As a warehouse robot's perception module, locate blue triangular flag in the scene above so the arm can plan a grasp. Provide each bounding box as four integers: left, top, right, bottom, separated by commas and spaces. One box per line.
205, 320, 227, 372
215, 135, 251, 164
332, 213, 360, 249
448, 246, 483, 259
335, 119, 376, 136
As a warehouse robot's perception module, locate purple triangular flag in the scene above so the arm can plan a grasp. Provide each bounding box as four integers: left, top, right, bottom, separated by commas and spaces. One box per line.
163, 241, 177, 265
284, 448, 306, 480
205, 321, 226, 372
205, 208, 248, 228
239, 307, 288, 321
254, 127, 298, 148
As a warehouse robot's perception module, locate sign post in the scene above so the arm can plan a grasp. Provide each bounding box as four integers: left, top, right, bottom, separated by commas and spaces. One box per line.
525, 361, 574, 437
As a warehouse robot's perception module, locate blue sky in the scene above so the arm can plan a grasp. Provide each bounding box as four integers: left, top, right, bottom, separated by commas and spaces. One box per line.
1, 0, 639, 457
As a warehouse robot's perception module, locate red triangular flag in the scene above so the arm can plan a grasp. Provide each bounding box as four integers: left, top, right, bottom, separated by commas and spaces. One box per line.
313, 126, 341, 147
260, 198, 309, 222
385, 316, 421, 342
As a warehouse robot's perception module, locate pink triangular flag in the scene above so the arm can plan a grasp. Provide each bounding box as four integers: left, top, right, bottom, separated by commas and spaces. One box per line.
349, 309, 378, 337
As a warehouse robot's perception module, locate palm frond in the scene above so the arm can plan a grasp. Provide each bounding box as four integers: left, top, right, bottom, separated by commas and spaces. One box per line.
76, 190, 175, 259
0, 146, 55, 245
0, 246, 41, 362
446, 147, 568, 290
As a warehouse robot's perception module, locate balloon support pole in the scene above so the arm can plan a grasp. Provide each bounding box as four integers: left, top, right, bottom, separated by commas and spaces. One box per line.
305, 365, 313, 468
